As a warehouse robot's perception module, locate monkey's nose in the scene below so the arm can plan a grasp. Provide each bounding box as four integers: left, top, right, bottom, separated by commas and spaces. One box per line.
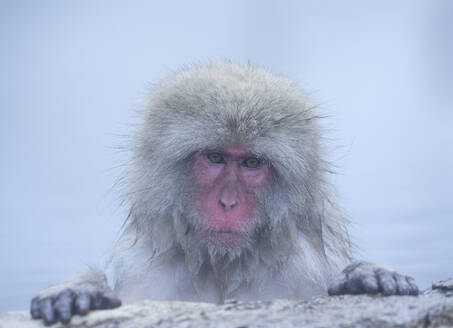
219, 198, 238, 211
218, 182, 239, 211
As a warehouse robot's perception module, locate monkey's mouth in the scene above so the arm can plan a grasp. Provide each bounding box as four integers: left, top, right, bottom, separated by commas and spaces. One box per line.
211, 229, 238, 234
202, 230, 245, 248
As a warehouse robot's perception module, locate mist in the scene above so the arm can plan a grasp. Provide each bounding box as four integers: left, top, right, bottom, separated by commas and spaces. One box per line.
1, 0, 452, 312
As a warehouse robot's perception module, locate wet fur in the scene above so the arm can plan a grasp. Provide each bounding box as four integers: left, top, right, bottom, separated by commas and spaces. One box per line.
110, 62, 352, 303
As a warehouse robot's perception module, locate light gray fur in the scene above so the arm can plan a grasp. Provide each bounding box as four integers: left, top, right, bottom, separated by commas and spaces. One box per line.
110, 62, 352, 304
36, 268, 110, 299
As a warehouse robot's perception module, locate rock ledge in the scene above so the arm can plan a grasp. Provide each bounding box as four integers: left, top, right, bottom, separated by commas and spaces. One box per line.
1, 279, 452, 328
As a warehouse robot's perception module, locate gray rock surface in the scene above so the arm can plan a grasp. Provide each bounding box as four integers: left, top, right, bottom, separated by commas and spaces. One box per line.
1, 285, 452, 328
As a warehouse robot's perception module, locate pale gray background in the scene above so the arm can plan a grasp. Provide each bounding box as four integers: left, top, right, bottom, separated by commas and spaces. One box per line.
1, 0, 452, 312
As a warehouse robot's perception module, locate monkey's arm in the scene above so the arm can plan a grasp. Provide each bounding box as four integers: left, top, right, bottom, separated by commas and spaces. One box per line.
328, 261, 419, 296
30, 268, 121, 326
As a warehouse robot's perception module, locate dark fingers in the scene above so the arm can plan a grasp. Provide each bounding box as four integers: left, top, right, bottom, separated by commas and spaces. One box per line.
74, 292, 91, 315
39, 297, 56, 326
30, 297, 41, 319
54, 290, 75, 324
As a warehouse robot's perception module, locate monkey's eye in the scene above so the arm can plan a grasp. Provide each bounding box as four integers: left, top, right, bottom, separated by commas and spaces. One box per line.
242, 157, 261, 169
206, 152, 225, 164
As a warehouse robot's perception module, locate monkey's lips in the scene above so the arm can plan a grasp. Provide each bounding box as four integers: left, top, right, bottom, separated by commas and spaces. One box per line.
202, 230, 246, 248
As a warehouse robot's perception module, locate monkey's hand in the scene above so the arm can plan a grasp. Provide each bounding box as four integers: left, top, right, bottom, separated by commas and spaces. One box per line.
328, 261, 419, 296
30, 268, 121, 326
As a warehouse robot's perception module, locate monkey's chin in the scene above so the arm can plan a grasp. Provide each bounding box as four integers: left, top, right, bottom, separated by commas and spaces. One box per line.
202, 230, 246, 250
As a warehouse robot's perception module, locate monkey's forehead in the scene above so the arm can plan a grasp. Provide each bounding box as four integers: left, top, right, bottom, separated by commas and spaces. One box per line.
153, 62, 312, 115
136, 62, 322, 172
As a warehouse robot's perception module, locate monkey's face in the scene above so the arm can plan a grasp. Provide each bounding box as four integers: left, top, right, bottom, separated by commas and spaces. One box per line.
192, 146, 270, 248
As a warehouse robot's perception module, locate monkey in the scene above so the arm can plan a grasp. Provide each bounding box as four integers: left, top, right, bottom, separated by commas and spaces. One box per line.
30, 62, 419, 325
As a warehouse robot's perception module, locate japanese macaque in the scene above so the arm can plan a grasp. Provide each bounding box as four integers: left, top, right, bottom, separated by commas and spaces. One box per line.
30, 62, 419, 325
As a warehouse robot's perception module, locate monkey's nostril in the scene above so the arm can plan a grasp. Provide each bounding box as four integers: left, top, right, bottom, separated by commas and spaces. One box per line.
219, 199, 238, 210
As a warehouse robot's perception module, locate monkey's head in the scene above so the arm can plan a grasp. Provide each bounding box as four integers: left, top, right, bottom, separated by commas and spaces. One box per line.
122, 62, 346, 289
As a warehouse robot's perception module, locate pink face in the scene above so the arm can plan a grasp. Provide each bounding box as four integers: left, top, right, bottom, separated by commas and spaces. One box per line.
193, 146, 270, 246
